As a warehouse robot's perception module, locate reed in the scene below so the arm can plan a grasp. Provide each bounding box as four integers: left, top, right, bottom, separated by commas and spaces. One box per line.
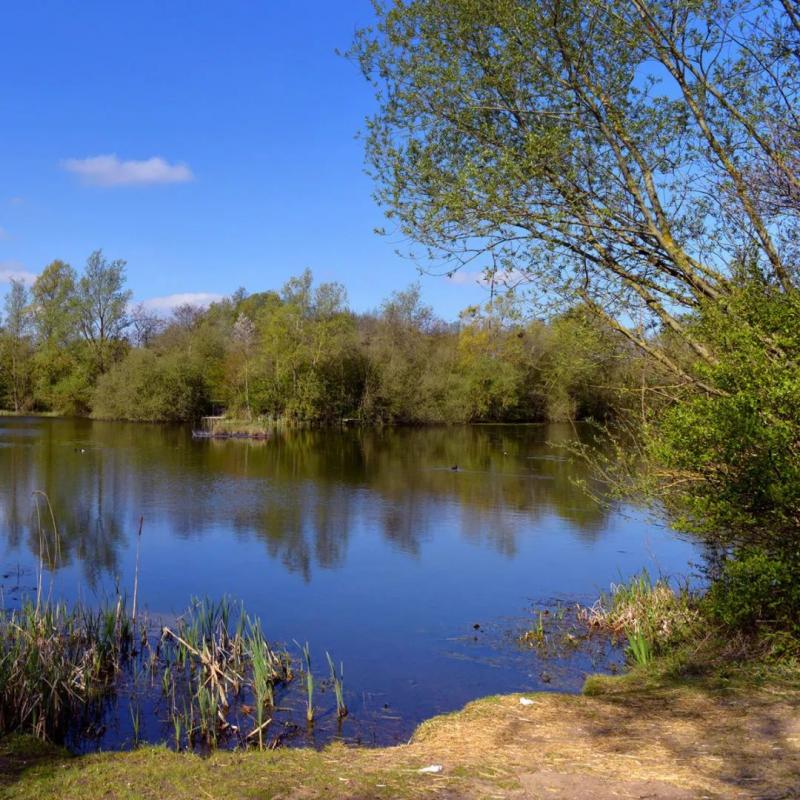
2, 497, 319, 754
196, 683, 219, 746
129, 701, 141, 747
131, 516, 143, 626
248, 622, 273, 749
0, 599, 133, 741
626, 630, 653, 666
172, 712, 182, 750
578, 570, 699, 652
325, 651, 347, 719
31, 491, 62, 615
301, 642, 314, 724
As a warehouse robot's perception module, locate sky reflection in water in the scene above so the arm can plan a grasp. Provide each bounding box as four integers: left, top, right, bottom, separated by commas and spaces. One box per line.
0, 418, 699, 746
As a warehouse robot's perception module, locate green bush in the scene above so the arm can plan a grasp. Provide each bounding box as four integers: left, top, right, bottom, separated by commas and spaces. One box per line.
652, 281, 800, 563
92, 349, 210, 422
706, 549, 800, 635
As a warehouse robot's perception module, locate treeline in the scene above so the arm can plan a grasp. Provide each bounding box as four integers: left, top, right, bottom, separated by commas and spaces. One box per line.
0, 253, 641, 424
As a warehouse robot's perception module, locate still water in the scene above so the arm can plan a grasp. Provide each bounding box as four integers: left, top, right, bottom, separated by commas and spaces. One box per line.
0, 417, 698, 748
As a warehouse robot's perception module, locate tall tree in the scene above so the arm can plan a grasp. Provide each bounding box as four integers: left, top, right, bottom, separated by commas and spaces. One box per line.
74, 250, 131, 372
353, 0, 799, 382
30, 260, 80, 410
1, 280, 33, 411
31, 260, 77, 346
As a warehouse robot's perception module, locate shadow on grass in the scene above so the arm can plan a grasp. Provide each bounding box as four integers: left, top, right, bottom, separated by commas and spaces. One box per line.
0, 735, 69, 791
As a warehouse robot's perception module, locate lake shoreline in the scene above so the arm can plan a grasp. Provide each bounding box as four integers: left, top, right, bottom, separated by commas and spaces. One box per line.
0, 409, 590, 428
0, 417, 702, 754
4, 672, 799, 799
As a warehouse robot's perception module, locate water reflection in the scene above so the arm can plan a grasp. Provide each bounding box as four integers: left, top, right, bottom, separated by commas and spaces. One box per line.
0, 417, 699, 746
0, 419, 612, 584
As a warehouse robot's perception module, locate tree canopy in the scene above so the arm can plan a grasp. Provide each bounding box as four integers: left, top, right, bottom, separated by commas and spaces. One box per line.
353, 0, 799, 379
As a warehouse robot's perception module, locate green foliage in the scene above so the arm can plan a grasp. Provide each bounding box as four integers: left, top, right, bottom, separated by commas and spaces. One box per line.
0, 600, 133, 741
92, 350, 209, 422
582, 571, 699, 654
74, 250, 132, 374
706, 550, 800, 636
652, 283, 800, 553
0, 279, 34, 412
4, 256, 632, 424
351, 0, 798, 356
626, 631, 653, 667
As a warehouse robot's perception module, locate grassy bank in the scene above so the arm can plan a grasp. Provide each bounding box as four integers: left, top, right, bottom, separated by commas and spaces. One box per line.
3, 573, 798, 797
3, 577, 799, 798
0, 411, 60, 418
3, 666, 799, 800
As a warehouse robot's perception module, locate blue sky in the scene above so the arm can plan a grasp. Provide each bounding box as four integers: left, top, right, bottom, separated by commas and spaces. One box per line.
0, 1, 489, 319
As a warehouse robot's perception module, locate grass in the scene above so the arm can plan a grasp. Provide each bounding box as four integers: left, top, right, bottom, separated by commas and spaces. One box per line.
2, 666, 799, 799
578, 570, 700, 661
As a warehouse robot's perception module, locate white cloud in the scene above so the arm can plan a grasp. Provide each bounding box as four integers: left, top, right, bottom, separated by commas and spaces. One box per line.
62, 154, 194, 187
7, 197, 24, 206
446, 270, 484, 286
141, 292, 224, 313
446, 268, 528, 288
0, 261, 36, 285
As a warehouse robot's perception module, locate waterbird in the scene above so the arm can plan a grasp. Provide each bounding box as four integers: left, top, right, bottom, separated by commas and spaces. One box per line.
450, 464, 458, 471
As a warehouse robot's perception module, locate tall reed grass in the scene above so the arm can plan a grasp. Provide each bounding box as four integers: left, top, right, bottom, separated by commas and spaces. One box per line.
0, 494, 347, 750
579, 570, 700, 663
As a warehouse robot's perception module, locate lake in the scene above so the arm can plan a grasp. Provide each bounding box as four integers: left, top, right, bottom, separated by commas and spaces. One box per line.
0, 417, 699, 749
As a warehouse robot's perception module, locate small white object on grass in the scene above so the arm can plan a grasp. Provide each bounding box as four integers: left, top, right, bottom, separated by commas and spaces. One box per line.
418, 765, 444, 774
519, 697, 535, 706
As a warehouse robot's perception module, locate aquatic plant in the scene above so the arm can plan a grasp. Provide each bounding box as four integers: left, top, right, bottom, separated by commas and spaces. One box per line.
325, 651, 347, 719
2, 499, 328, 754
248, 621, 275, 749
196, 683, 219, 746
129, 701, 141, 747
520, 610, 547, 646
626, 631, 653, 666
172, 712, 182, 751
0, 599, 135, 741
578, 571, 699, 651
301, 642, 314, 724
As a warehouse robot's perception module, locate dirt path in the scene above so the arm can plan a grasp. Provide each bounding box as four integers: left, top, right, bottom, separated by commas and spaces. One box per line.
2, 684, 799, 799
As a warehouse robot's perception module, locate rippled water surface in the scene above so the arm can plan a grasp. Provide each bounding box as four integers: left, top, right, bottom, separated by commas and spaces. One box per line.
0, 417, 699, 748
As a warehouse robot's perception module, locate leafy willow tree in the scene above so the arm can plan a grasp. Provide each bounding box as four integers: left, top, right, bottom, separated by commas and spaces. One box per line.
353, 0, 798, 369
353, 0, 800, 560
0, 280, 33, 412
257, 270, 364, 421
30, 261, 81, 410
74, 250, 132, 373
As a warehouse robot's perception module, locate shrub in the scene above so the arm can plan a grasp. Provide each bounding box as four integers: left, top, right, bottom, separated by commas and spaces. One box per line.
652, 282, 800, 554
706, 549, 800, 635
92, 349, 210, 422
